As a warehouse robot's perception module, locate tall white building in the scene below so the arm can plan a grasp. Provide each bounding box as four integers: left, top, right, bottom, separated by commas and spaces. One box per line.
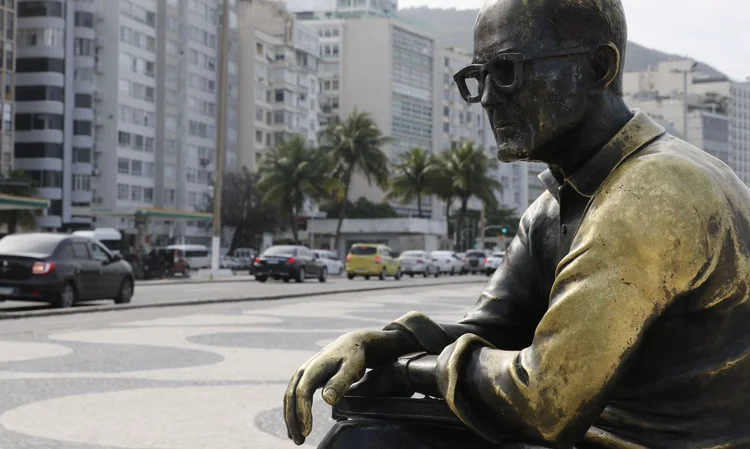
91, 0, 240, 245
730, 82, 750, 184
237, 0, 321, 172
14, 0, 91, 230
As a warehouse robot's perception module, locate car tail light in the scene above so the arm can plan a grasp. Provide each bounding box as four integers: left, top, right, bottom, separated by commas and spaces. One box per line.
484, 258, 488, 263
254, 257, 261, 265
346, 255, 351, 262
374, 256, 381, 263
416, 259, 424, 264
32, 262, 55, 275
287, 257, 296, 264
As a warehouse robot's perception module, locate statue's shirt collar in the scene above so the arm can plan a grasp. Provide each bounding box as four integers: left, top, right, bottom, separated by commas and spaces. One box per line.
538, 110, 666, 201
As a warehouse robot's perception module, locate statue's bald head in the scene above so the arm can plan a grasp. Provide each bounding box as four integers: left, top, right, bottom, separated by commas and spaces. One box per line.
475, 0, 627, 95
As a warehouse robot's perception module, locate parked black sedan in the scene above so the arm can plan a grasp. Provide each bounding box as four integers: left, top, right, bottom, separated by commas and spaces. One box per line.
253, 245, 327, 283
0, 233, 135, 308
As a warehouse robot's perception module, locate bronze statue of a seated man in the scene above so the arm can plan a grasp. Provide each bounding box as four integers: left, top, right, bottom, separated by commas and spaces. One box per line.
284, 0, 750, 447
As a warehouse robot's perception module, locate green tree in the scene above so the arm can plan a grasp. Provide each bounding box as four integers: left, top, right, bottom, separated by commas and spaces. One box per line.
385, 147, 435, 218
318, 109, 391, 250
0, 171, 40, 234
201, 168, 283, 252
257, 136, 324, 243
439, 140, 503, 249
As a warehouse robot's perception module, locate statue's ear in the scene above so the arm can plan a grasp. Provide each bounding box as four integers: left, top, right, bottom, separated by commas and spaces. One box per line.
589, 42, 620, 95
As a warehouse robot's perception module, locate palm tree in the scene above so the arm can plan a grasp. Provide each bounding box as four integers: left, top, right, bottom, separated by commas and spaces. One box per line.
318, 109, 391, 250
385, 147, 435, 218
439, 140, 503, 249
0, 170, 40, 233
257, 136, 323, 243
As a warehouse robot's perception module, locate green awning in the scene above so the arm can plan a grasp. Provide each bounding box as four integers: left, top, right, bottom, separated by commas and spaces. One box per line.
0, 193, 50, 211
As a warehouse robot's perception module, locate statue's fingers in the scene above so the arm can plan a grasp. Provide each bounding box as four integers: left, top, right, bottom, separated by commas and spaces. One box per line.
295, 358, 340, 438
321, 361, 366, 405
284, 369, 306, 445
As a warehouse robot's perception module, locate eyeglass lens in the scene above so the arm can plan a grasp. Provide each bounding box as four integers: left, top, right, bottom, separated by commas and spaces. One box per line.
460, 57, 517, 98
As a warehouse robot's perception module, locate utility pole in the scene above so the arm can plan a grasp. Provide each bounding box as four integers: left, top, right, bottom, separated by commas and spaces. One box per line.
211, 0, 230, 277
479, 203, 486, 250
672, 62, 697, 142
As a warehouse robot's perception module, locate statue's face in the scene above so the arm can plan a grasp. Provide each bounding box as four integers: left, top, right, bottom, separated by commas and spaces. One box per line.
467, 0, 595, 163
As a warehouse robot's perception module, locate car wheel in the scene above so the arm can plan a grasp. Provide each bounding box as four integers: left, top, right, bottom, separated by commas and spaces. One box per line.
319, 267, 327, 283
394, 268, 402, 280
114, 278, 134, 304
423, 270, 429, 278
283, 277, 290, 283
450, 267, 456, 276
434, 270, 440, 278
256, 276, 268, 283
57, 283, 77, 309
296, 268, 306, 283
364, 275, 370, 280
409, 273, 414, 278
347, 273, 355, 280
379, 268, 386, 280
183, 266, 191, 278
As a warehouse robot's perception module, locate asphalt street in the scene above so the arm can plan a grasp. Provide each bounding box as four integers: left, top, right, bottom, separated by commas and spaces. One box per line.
0, 273, 490, 317
0, 281, 486, 449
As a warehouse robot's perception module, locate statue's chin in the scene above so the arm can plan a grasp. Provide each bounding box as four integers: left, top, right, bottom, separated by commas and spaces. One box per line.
496, 146, 529, 163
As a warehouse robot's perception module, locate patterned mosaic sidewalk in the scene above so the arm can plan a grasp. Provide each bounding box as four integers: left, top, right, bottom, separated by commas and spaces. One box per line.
0, 284, 482, 448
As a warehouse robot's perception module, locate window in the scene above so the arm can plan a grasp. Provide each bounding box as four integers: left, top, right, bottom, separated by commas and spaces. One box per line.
131, 185, 142, 201
72, 174, 91, 191
117, 184, 129, 200
71, 242, 91, 260
118, 158, 129, 174
14, 143, 63, 159
27, 170, 62, 188
75, 12, 94, 27
131, 160, 142, 176
73, 120, 92, 136
74, 38, 93, 56
89, 243, 109, 262
144, 187, 154, 203
72, 147, 91, 163
15, 113, 63, 131
74, 94, 92, 108
16, 58, 64, 73
18, 1, 64, 17
165, 189, 175, 203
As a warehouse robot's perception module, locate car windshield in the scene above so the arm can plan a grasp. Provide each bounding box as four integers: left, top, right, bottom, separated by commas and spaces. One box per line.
401, 251, 424, 257
350, 246, 377, 255
466, 252, 485, 258
491, 252, 505, 257
264, 246, 297, 256
0, 234, 61, 255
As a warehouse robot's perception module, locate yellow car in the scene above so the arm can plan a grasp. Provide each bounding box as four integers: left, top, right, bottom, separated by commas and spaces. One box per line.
345, 243, 402, 280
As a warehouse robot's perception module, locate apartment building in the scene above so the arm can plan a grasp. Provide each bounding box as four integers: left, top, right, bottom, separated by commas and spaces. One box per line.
730, 82, 750, 184
0, 0, 13, 176
91, 0, 239, 244
237, 0, 321, 171
14, 0, 93, 230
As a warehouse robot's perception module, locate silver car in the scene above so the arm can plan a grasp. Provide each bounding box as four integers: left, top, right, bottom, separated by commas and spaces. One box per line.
484, 251, 505, 276
398, 250, 440, 277
462, 250, 487, 274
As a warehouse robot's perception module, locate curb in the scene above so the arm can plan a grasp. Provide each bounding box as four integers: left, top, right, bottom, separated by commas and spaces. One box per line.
135, 276, 254, 286
0, 279, 486, 321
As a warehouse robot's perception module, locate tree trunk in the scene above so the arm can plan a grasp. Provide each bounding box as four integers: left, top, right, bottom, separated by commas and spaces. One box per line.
333, 171, 353, 256
417, 192, 422, 218
8, 210, 17, 234
459, 197, 469, 251
289, 207, 299, 244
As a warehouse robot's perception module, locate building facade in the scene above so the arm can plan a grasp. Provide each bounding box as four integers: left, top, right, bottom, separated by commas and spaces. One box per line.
92, 0, 239, 244
0, 0, 14, 176
237, 0, 321, 171
15, 0, 94, 230
730, 82, 750, 185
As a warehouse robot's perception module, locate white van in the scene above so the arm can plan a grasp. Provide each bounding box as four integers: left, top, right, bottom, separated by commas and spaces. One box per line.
73, 228, 123, 255
167, 244, 210, 269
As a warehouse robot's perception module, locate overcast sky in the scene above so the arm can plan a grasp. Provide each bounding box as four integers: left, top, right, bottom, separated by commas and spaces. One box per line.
398, 0, 749, 81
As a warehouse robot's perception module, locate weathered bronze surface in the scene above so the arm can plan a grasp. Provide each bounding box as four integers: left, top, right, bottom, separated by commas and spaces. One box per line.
283, 0, 750, 447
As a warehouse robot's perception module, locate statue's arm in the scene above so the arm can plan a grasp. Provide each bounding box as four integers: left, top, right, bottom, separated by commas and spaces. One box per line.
433, 178, 714, 447
384, 206, 547, 355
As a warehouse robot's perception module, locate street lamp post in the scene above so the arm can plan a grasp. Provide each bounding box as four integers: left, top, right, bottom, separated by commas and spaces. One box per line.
671, 62, 698, 142
210, 0, 230, 278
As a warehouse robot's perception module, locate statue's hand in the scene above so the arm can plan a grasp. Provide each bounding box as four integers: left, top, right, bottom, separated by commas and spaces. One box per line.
284, 330, 372, 445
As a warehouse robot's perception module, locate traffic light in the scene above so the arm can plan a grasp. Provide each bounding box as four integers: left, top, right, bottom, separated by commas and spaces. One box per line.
501, 227, 508, 234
